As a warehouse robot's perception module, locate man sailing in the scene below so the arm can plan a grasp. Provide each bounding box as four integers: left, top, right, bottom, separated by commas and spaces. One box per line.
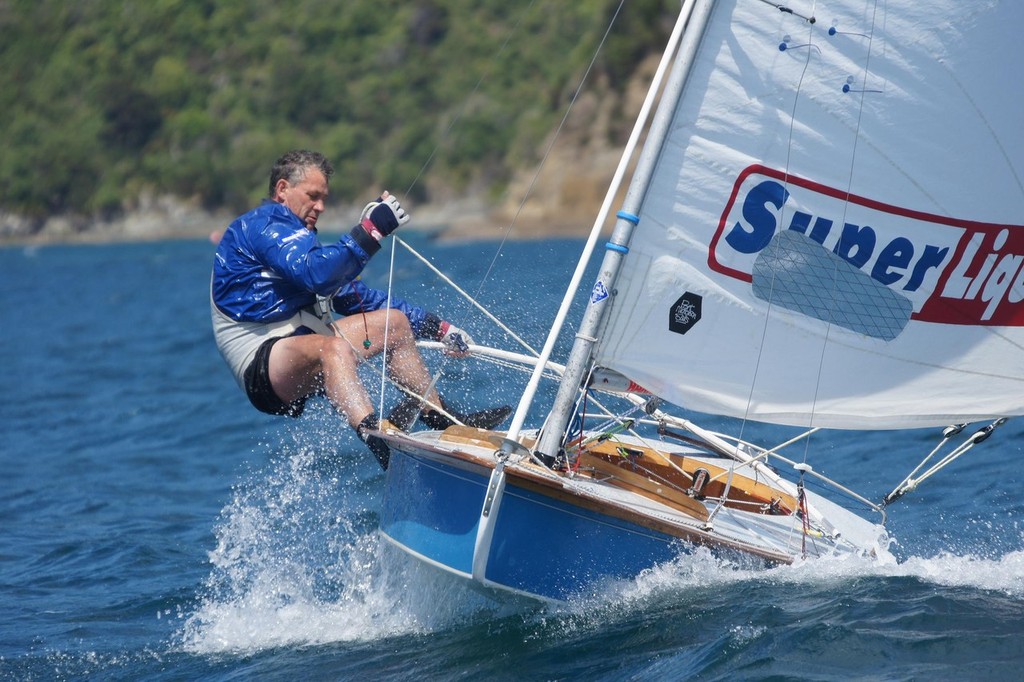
211, 150, 510, 468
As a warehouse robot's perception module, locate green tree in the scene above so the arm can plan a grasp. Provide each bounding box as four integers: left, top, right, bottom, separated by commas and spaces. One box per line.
0, 0, 673, 232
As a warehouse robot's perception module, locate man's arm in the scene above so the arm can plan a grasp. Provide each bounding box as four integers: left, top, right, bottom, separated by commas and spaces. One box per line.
249, 205, 375, 296
331, 280, 434, 337
251, 195, 409, 296
332, 280, 475, 355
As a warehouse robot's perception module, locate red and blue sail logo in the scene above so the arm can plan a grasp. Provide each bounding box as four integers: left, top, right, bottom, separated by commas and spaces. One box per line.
708, 165, 1024, 334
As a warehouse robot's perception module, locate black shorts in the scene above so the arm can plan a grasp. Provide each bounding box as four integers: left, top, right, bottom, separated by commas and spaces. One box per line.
243, 336, 309, 418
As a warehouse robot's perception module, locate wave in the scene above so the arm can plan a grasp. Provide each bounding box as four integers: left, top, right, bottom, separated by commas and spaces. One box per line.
178, 414, 522, 656
178, 414, 1024, 656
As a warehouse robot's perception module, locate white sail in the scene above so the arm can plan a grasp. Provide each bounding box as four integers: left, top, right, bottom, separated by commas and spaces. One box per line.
594, 0, 1024, 429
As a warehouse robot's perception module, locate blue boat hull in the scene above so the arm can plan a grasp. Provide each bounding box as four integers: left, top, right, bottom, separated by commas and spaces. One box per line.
380, 442, 684, 602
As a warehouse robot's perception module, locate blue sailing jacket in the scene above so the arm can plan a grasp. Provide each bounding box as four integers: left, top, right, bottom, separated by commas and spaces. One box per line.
211, 201, 437, 336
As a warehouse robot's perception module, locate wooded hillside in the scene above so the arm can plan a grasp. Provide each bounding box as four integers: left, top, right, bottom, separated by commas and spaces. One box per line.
0, 0, 673, 238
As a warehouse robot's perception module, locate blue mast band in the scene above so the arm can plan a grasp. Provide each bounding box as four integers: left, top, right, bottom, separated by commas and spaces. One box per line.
616, 211, 640, 225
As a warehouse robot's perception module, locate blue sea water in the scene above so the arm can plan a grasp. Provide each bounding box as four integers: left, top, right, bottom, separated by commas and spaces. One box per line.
2, 236, 1024, 681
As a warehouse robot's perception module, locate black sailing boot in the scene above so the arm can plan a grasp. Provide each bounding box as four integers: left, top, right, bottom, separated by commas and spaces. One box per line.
386, 396, 423, 432
356, 413, 391, 470
418, 398, 513, 432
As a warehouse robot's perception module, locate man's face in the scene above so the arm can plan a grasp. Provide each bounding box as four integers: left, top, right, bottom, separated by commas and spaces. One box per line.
275, 168, 329, 229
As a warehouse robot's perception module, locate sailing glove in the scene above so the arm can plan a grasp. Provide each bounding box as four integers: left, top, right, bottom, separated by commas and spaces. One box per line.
359, 191, 410, 242
439, 321, 473, 356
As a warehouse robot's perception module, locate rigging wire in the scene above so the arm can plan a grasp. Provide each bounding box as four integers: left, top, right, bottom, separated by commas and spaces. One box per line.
399, 0, 538, 204
393, 237, 540, 356
371, 0, 537, 418
802, 1, 882, 458
741, 2, 1015, 507
375, 0, 629, 417
739, 1, 824, 463
743, 2, 892, 486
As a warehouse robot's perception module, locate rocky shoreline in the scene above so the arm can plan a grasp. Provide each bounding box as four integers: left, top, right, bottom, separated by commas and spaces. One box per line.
0, 196, 600, 248
0, 169, 606, 246
0, 125, 622, 246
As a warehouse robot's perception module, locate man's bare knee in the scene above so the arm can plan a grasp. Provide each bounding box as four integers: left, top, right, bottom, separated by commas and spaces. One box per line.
322, 336, 360, 370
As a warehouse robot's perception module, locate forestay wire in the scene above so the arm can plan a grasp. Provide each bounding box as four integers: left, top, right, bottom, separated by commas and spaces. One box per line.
373, 0, 629, 418
373, 0, 538, 416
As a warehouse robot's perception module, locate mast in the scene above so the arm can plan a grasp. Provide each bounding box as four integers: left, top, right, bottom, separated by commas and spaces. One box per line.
535, 0, 716, 460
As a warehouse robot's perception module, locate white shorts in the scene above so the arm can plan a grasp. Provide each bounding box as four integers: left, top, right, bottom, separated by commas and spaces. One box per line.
210, 295, 332, 390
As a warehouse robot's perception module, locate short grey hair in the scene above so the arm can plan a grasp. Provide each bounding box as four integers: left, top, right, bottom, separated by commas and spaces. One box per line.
268, 150, 334, 197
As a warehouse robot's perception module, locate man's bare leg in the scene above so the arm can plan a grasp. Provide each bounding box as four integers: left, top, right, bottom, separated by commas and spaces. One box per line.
268, 309, 509, 455
267, 309, 437, 425
333, 309, 442, 409
337, 310, 513, 432
267, 332, 375, 428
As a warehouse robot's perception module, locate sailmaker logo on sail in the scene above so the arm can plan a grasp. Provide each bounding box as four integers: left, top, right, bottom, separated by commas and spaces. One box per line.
708, 165, 1024, 338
